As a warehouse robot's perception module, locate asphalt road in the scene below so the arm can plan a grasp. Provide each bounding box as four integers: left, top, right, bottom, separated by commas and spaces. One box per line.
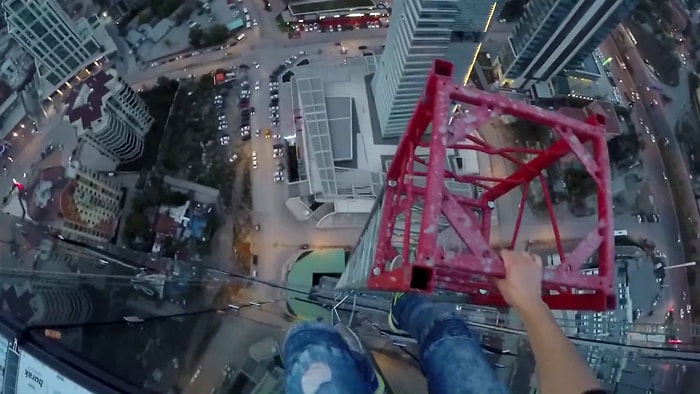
599, 27, 696, 393
600, 31, 694, 334
0, 107, 77, 209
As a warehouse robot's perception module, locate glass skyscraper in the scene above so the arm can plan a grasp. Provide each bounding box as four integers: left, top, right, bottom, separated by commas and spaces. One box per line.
371, 0, 499, 138
3, 0, 106, 97
499, 0, 639, 90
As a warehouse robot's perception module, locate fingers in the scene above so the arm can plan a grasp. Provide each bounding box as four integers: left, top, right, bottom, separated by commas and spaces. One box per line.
501, 250, 539, 267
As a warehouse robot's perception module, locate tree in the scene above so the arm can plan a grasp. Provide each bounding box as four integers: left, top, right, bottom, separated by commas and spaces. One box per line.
206, 25, 229, 46
124, 212, 149, 240
174, 5, 193, 25
607, 133, 640, 168
137, 12, 151, 25
564, 167, 596, 199
189, 27, 204, 47
162, 236, 177, 258
156, 0, 180, 17
511, 119, 550, 143
157, 76, 170, 86
160, 191, 189, 206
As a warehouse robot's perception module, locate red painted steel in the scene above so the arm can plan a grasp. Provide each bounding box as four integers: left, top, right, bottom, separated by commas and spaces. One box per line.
367, 59, 616, 311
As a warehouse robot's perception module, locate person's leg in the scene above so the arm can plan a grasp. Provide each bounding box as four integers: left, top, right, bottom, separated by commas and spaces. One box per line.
284, 321, 382, 394
390, 293, 509, 394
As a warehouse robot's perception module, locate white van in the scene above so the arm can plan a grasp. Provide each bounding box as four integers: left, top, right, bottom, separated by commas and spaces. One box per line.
245, 14, 250, 21
613, 230, 627, 236
246, 21, 251, 29
237, 33, 246, 41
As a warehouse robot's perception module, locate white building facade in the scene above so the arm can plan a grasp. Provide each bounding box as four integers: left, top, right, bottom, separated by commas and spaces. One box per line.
64, 69, 153, 169
371, 0, 499, 137
3, 0, 107, 98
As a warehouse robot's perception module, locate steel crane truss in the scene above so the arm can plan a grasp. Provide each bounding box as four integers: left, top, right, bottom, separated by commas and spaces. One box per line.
365, 60, 615, 311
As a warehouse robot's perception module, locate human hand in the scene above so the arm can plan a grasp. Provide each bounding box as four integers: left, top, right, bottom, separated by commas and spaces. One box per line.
495, 250, 545, 312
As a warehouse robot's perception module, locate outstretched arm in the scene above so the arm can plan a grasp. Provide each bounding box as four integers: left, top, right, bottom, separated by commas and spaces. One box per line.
496, 251, 603, 394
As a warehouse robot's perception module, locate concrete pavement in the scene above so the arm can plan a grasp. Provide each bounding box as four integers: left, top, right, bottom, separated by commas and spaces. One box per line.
124, 28, 387, 87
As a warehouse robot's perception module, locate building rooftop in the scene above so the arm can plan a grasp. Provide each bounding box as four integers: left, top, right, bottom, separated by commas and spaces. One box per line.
326, 97, 353, 161
24, 163, 119, 238
557, 102, 621, 137
292, 56, 383, 200
25, 166, 72, 224
286, 248, 346, 320
589, 100, 621, 136
64, 70, 114, 132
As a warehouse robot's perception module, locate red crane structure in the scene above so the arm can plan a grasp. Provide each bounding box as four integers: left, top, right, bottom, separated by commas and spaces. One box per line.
338, 59, 616, 312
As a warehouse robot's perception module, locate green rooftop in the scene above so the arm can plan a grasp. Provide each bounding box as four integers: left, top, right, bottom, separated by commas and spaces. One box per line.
286, 249, 347, 321
226, 18, 244, 31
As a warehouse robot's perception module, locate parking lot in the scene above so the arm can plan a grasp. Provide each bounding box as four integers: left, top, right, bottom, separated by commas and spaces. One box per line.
133, 0, 264, 63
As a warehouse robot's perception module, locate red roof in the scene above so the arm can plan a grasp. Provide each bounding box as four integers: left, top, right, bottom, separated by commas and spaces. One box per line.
154, 213, 178, 236
25, 165, 120, 238
64, 71, 114, 130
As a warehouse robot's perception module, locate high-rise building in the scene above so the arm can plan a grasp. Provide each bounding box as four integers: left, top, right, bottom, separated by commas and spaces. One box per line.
64, 69, 153, 169
3, 0, 109, 98
498, 0, 638, 90
24, 160, 124, 245
371, 1, 499, 137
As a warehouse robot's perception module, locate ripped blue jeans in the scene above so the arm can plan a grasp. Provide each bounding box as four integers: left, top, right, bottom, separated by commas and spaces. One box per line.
283, 294, 509, 394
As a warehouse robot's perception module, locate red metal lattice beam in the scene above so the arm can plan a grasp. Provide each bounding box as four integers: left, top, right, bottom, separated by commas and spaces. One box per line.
366, 59, 615, 311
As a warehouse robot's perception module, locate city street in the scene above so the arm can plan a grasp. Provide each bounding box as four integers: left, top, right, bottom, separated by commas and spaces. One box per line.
0, 110, 77, 211
114, 5, 386, 393
598, 27, 697, 393
242, 60, 363, 288
599, 31, 694, 339
124, 28, 386, 88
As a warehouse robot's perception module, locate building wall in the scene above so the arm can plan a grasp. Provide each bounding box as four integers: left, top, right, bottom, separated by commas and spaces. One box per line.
60, 164, 123, 244
371, 0, 497, 137
500, 0, 638, 90
74, 70, 153, 164
3, 0, 105, 96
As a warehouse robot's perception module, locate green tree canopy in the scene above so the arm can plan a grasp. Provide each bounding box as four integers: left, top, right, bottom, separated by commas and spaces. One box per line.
124, 212, 149, 240
160, 191, 189, 206
189, 27, 205, 47
564, 167, 596, 199
207, 25, 229, 45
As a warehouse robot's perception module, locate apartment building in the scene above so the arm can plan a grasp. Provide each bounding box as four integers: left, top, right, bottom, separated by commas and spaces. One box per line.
64, 69, 153, 169
3, 0, 111, 98
25, 160, 124, 245
498, 0, 639, 90
371, 0, 499, 137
